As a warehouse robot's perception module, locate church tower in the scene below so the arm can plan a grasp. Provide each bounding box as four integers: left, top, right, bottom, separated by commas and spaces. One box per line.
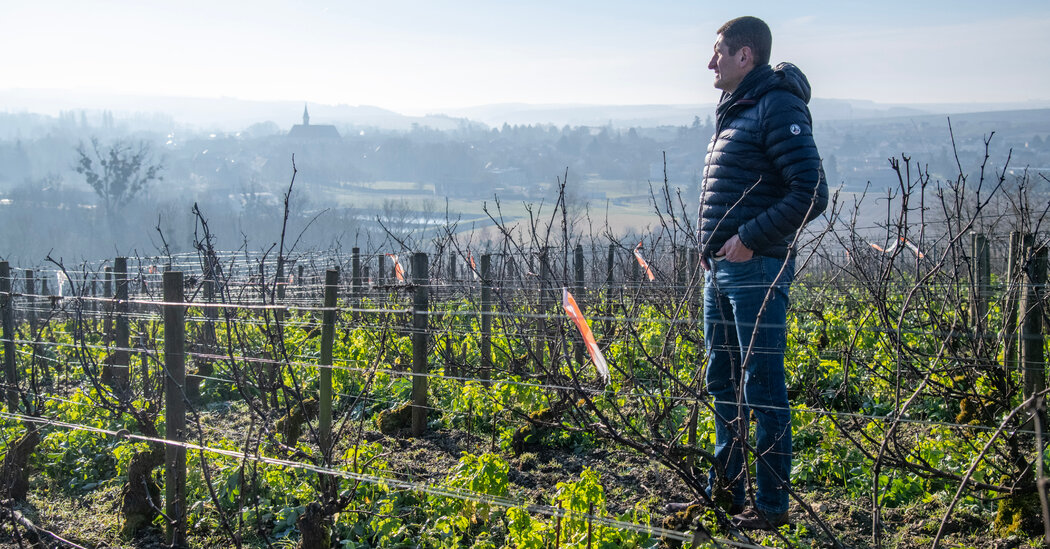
288, 103, 339, 140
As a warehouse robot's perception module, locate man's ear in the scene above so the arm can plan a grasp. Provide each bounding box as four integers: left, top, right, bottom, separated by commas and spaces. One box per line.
737, 45, 754, 68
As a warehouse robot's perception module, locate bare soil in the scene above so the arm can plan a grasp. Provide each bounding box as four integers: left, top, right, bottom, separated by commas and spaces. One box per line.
0, 424, 1040, 548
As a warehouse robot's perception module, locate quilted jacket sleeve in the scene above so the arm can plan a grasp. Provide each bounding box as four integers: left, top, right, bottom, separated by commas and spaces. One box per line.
736, 90, 828, 253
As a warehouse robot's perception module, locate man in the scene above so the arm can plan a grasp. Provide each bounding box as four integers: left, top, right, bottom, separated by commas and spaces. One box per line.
697, 16, 827, 530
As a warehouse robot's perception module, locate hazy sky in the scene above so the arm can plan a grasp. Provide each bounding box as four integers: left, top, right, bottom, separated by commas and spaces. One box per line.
3, 0, 1049, 113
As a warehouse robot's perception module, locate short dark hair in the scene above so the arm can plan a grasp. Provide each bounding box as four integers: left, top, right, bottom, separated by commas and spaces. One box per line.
718, 16, 772, 67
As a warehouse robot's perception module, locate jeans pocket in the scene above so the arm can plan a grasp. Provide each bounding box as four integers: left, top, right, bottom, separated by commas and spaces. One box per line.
758, 256, 794, 285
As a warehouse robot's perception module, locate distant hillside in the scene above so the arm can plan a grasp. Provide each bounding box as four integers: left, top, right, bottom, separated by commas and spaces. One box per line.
4, 88, 1050, 132
810, 98, 1050, 122
441, 99, 1050, 128
436, 103, 710, 128
0, 89, 473, 133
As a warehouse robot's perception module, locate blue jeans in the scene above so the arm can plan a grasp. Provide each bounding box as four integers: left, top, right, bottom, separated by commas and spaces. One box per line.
703, 255, 793, 515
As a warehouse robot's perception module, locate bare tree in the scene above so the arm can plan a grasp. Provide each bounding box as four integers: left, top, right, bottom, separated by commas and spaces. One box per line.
75, 137, 163, 221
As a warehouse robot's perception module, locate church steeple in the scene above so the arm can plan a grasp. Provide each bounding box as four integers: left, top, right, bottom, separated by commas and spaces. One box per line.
288, 103, 339, 140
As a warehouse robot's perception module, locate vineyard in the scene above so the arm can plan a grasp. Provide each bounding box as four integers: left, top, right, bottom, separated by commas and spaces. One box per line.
1, 149, 1049, 549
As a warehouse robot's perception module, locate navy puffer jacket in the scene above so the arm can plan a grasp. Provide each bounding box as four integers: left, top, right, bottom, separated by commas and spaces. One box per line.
698, 63, 828, 260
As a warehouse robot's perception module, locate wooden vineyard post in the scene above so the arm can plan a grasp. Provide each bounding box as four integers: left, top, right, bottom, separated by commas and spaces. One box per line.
605, 244, 615, 332
438, 257, 452, 379
264, 263, 273, 304
350, 248, 362, 327
574, 245, 585, 366
576, 245, 586, 290
352, 247, 362, 299
378, 254, 386, 286
970, 232, 991, 340
689, 248, 702, 319
536, 248, 551, 373
25, 270, 45, 381
112, 257, 131, 392
480, 254, 492, 385
439, 292, 452, 379
139, 332, 150, 400
1, 262, 17, 412
205, 276, 218, 364
449, 251, 457, 283
676, 246, 684, 302
24, 270, 34, 336
258, 263, 266, 302
632, 245, 640, 285
587, 502, 595, 549
676, 245, 687, 301
104, 266, 113, 347
1003, 232, 1027, 375
687, 404, 699, 446
275, 258, 286, 323
319, 268, 338, 455
432, 253, 447, 376
505, 253, 516, 292
411, 252, 429, 437
1021, 245, 1048, 425
262, 262, 277, 407
688, 247, 702, 452
162, 271, 187, 547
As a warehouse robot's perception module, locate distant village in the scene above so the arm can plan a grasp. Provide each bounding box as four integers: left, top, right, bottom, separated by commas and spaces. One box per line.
0, 101, 1047, 261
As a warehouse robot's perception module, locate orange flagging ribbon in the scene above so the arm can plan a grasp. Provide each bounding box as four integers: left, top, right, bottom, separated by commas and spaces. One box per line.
633, 242, 655, 281
562, 288, 610, 382
468, 251, 479, 280
386, 253, 405, 282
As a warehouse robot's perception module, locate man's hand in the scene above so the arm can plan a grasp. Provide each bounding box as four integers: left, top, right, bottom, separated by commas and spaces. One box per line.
716, 234, 753, 262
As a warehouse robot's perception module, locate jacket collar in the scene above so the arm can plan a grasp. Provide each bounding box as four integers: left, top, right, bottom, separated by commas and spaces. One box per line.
715, 64, 773, 119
